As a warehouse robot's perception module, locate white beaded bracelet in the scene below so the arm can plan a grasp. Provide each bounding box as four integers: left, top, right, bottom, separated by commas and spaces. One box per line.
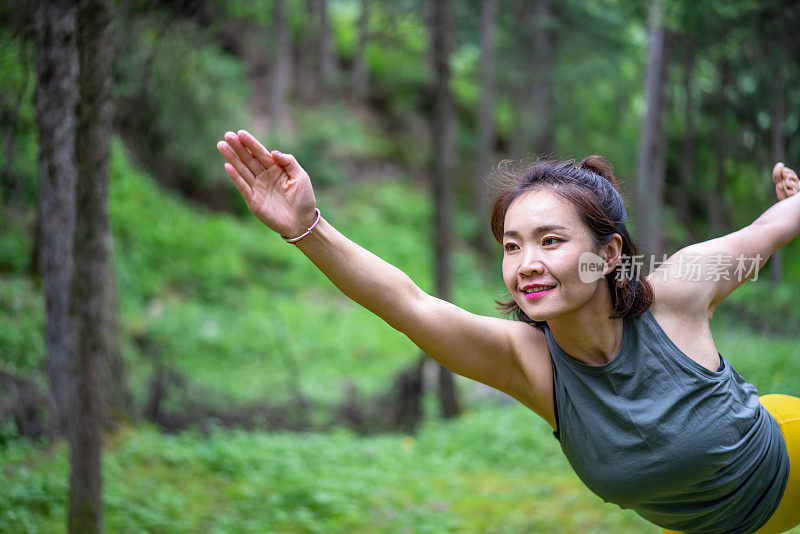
282, 208, 322, 244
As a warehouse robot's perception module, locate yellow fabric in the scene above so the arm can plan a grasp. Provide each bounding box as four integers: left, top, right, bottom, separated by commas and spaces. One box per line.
753, 394, 800, 534
663, 394, 800, 534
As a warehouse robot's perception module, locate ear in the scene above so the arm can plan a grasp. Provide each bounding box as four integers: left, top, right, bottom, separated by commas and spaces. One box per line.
600, 234, 623, 275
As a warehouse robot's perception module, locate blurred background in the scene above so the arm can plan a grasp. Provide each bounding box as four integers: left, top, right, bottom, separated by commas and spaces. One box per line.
1, 0, 800, 532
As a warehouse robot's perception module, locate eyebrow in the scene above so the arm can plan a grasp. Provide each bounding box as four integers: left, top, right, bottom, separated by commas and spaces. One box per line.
503, 225, 569, 239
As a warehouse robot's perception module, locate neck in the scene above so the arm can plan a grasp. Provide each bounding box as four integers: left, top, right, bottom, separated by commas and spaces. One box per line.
546, 283, 624, 366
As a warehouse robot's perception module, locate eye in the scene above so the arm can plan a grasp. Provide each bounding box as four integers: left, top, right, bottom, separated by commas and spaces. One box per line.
503, 242, 519, 252
542, 236, 562, 246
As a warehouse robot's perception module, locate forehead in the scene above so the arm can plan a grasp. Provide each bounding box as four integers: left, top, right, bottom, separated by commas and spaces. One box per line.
504, 189, 585, 234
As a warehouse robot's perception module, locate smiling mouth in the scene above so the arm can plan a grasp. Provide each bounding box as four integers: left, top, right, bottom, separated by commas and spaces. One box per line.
521, 285, 555, 294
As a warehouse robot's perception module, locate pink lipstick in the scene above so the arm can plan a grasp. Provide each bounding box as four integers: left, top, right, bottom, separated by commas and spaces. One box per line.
523, 286, 555, 299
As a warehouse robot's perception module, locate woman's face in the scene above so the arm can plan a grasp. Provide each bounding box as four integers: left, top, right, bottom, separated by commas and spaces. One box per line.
501, 188, 613, 322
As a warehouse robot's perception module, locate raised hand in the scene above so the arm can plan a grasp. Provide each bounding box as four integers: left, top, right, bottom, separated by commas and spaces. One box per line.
217, 130, 317, 238
773, 162, 800, 202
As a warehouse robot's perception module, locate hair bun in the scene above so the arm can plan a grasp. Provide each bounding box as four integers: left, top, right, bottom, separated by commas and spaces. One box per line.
579, 155, 618, 188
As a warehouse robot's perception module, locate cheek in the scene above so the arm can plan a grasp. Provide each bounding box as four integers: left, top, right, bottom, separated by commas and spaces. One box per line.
548, 254, 587, 292
546, 255, 575, 279
501, 261, 514, 291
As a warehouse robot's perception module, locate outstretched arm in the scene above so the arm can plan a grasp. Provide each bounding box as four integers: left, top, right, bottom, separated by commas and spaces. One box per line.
216, 131, 552, 414
650, 163, 800, 312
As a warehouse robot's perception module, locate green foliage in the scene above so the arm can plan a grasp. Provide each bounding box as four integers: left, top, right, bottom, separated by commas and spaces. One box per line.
0, 27, 38, 208
0, 449, 66, 533
275, 104, 393, 188
0, 206, 34, 274
364, 2, 431, 127
0, 408, 664, 533
109, 138, 301, 307
550, 4, 643, 179
451, 42, 480, 107
114, 10, 251, 200
330, 0, 360, 59
0, 276, 44, 377
210, 0, 275, 25
107, 143, 497, 409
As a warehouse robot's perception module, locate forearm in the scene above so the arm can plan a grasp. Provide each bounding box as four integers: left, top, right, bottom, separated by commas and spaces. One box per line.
750, 192, 800, 252
293, 217, 422, 330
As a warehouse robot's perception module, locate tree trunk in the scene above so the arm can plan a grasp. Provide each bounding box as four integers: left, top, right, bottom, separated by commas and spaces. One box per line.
510, 83, 529, 158
650, 30, 671, 250
709, 60, 730, 236
476, 0, 497, 254
297, 0, 319, 103
635, 0, 666, 259
676, 35, 695, 242
423, 0, 435, 73
351, 0, 369, 100
34, 0, 79, 439
68, 0, 115, 530
770, 71, 786, 285
270, 0, 292, 130
391, 355, 426, 433
529, 0, 555, 156
429, 0, 460, 419
318, 0, 335, 95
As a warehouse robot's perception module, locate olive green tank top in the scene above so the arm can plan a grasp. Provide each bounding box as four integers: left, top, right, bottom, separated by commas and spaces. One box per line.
544, 309, 789, 533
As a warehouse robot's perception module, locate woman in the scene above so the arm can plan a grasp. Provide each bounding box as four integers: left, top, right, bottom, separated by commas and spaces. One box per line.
217, 129, 800, 533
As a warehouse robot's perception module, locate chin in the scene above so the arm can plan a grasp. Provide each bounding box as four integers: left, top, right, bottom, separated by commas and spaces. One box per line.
521, 306, 554, 323
528, 312, 553, 323
523, 302, 575, 323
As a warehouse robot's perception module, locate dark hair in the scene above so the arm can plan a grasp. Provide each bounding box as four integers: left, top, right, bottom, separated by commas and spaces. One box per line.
489, 155, 653, 329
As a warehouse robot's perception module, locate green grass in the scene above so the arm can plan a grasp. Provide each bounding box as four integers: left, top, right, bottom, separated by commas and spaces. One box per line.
1, 404, 660, 533
4, 402, 800, 532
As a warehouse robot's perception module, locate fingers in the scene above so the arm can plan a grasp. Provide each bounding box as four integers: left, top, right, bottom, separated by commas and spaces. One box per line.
783, 165, 799, 196
271, 150, 305, 178
772, 162, 800, 200
225, 131, 264, 178
223, 162, 253, 200
217, 140, 255, 185
773, 162, 785, 185
237, 130, 276, 170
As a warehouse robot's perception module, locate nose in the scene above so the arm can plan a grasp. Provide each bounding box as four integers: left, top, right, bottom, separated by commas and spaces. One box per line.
518, 247, 544, 276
